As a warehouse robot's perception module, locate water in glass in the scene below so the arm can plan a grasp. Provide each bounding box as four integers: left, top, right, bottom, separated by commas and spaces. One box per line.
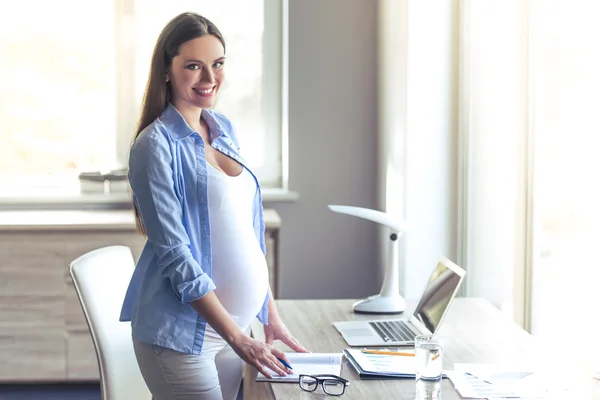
415, 341, 443, 400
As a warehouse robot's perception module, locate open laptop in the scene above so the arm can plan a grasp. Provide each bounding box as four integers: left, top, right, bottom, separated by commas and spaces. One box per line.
333, 257, 466, 346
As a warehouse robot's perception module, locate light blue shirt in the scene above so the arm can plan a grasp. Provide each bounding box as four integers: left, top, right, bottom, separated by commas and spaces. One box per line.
119, 103, 269, 354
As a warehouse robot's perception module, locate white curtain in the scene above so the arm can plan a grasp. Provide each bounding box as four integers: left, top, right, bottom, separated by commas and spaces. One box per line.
458, 0, 530, 323
460, 0, 600, 341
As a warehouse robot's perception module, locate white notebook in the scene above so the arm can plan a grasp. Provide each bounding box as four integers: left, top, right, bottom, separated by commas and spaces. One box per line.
256, 352, 344, 383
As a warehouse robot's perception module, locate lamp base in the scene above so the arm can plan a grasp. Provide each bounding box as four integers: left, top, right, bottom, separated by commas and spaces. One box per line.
352, 294, 405, 314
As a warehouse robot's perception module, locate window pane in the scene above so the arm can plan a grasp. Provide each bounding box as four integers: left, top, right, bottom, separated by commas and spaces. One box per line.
0, 0, 282, 197
0, 1, 116, 194
134, 1, 276, 183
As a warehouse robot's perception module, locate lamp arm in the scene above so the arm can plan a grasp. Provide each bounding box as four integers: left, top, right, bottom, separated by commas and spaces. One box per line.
328, 205, 409, 233
380, 234, 400, 298
328, 204, 406, 313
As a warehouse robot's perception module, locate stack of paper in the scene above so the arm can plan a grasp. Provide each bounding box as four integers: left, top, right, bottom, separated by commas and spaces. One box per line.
447, 363, 545, 399
343, 348, 450, 379
343, 348, 416, 378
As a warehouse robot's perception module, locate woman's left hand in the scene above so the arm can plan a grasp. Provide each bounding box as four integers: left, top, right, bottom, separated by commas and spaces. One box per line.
263, 315, 310, 353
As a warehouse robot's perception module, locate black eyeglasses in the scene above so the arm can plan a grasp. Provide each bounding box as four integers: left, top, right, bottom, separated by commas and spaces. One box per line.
299, 374, 350, 396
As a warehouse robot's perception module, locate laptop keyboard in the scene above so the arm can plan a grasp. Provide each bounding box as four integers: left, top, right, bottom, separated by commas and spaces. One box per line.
369, 320, 416, 342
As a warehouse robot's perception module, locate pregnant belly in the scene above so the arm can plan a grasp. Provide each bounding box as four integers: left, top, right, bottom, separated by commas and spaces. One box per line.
210, 236, 269, 329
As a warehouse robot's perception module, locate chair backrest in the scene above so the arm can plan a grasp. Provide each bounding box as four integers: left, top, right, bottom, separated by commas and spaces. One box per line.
69, 245, 150, 400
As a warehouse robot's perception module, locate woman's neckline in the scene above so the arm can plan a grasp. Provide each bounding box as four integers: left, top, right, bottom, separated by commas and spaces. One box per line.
207, 161, 244, 178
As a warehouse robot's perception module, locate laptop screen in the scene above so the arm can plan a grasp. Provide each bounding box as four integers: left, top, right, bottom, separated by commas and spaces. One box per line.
412, 259, 464, 334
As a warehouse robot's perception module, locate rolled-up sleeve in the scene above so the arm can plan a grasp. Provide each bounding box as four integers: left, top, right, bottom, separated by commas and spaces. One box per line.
129, 130, 215, 303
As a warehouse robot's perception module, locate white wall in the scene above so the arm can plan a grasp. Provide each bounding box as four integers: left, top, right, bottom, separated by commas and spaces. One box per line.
378, 0, 460, 300
269, 0, 381, 299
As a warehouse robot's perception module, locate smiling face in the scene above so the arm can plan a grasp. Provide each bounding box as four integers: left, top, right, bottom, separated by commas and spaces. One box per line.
166, 35, 225, 112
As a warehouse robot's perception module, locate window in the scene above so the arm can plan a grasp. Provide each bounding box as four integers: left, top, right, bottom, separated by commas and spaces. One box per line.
0, 0, 285, 198
459, 0, 600, 357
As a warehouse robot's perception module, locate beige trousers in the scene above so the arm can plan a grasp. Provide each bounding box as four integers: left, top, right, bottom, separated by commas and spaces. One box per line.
133, 328, 244, 400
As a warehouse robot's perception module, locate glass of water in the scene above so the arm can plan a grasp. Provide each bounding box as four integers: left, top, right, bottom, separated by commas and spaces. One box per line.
415, 335, 444, 400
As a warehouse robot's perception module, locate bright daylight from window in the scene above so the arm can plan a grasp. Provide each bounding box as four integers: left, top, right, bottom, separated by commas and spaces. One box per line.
530, 1, 600, 350
0, 0, 279, 197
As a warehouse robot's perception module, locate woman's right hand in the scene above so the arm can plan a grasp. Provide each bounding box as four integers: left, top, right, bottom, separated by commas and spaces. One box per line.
189, 292, 291, 378
230, 334, 292, 379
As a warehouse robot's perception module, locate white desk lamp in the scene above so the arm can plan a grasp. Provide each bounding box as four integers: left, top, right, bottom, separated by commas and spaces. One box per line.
328, 205, 410, 314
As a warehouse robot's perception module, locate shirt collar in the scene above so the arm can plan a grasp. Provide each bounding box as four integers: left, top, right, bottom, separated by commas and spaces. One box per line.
159, 102, 226, 142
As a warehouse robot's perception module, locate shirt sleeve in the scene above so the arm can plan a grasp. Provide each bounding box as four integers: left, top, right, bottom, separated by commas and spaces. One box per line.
129, 129, 216, 304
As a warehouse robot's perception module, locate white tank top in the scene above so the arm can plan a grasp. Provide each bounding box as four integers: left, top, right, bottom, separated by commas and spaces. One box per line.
206, 163, 269, 331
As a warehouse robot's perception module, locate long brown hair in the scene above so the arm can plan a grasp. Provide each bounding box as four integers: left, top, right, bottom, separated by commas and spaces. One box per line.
132, 12, 225, 235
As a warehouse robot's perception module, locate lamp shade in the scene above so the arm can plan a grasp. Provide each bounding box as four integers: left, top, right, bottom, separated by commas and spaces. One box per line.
328, 205, 410, 233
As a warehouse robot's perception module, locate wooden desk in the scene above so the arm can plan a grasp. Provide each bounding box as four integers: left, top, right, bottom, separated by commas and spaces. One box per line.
244, 298, 600, 399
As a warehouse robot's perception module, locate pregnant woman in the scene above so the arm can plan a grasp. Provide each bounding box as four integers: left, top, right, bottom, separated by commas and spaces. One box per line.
119, 12, 308, 400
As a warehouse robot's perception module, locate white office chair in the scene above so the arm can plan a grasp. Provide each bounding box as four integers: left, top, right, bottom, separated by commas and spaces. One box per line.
69, 245, 151, 400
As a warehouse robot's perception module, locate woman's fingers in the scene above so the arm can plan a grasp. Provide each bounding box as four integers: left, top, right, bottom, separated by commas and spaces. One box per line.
255, 356, 287, 377
281, 335, 310, 353
234, 336, 294, 377
251, 346, 288, 377
271, 347, 286, 359
257, 364, 272, 379
264, 356, 288, 377
271, 348, 293, 374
